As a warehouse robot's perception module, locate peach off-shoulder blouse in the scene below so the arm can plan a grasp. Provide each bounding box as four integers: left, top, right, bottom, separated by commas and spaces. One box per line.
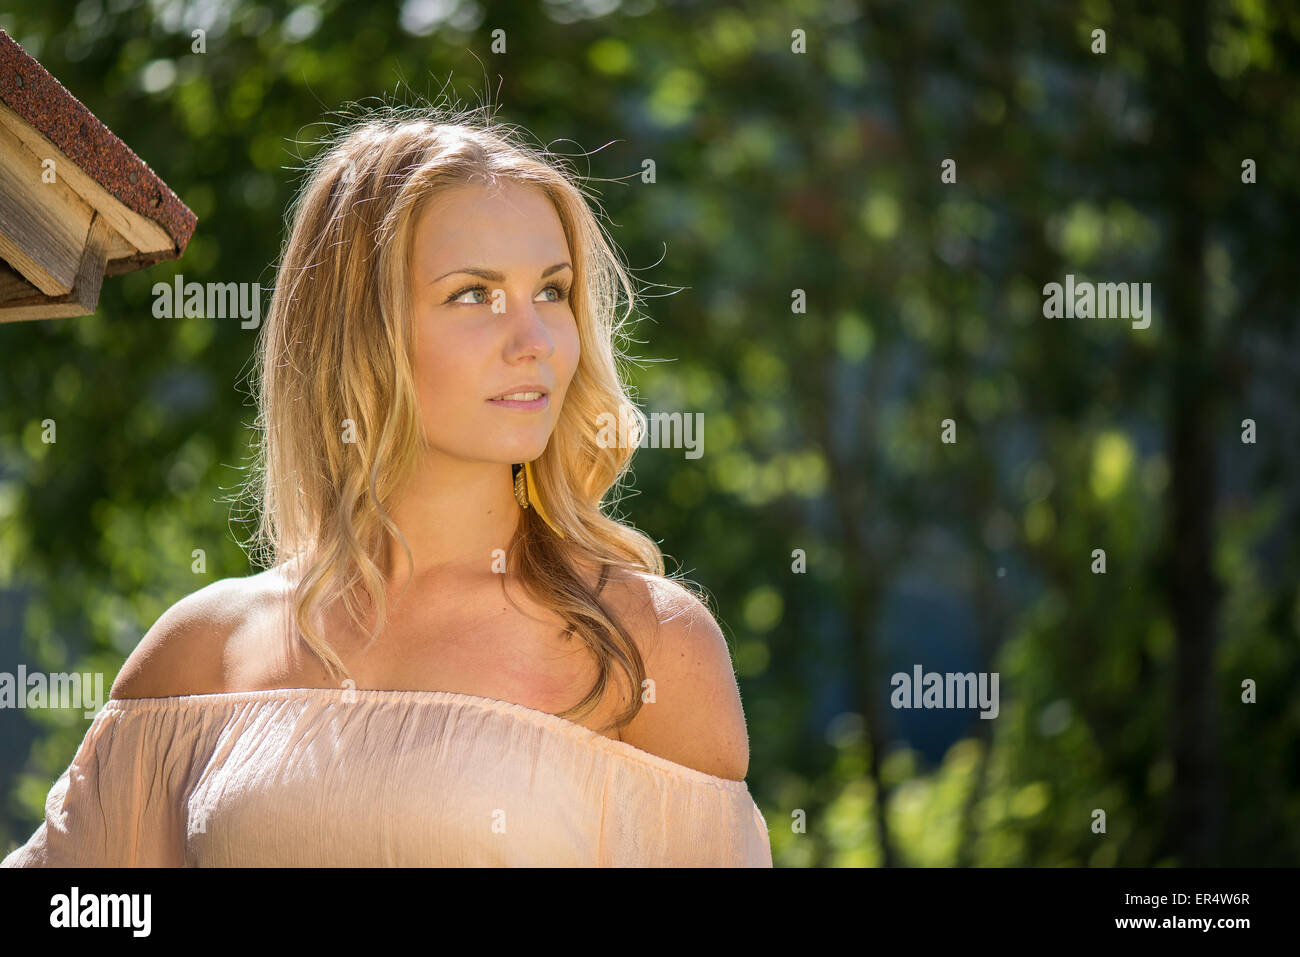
1, 687, 773, 867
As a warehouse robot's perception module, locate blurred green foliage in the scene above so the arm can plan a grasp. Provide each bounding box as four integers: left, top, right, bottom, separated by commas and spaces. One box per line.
1, 0, 1297, 866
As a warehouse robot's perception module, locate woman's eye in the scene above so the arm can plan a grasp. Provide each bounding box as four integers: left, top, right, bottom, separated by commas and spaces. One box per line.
448, 285, 488, 305
445, 283, 570, 306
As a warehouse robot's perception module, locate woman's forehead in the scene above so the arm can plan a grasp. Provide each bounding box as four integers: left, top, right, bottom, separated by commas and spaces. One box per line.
413, 184, 568, 265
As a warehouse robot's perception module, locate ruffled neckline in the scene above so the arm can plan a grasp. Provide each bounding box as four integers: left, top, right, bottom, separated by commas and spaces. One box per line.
103, 686, 753, 794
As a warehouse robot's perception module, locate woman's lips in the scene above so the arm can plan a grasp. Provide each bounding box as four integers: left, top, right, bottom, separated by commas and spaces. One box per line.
487, 393, 549, 411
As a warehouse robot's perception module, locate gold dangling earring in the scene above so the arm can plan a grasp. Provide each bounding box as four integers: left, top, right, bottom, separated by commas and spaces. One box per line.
513, 463, 530, 510
514, 461, 564, 539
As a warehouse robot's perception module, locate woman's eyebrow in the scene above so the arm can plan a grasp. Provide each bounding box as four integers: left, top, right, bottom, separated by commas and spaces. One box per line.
432, 263, 572, 284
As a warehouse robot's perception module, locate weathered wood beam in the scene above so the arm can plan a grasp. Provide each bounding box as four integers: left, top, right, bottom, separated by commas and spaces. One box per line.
0, 211, 114, 322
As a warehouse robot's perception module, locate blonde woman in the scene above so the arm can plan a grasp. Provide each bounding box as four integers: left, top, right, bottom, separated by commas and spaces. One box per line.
2, 106, 772, 867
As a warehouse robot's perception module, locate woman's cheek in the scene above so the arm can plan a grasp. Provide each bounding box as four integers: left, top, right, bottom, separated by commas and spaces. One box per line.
558, 314, 581, 369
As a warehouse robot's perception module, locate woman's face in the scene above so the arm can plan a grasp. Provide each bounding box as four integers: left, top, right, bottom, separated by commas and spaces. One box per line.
407, 180, 579, 467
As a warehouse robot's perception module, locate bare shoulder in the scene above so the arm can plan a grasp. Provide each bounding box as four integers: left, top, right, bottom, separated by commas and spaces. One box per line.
599, 569, 751, 782
109, 569, 283, 700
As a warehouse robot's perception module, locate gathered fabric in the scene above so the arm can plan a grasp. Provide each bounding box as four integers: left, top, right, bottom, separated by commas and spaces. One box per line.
1, 687, 772, 867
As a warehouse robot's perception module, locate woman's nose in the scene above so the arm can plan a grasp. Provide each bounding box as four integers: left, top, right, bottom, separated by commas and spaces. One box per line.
502, 301, 555, 360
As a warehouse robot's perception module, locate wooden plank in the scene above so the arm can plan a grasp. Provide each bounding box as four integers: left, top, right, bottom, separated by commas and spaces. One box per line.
0, 101, 172, 257
0, 257, 37, 302
0, 211, 112, 322
0, 112, 94, 295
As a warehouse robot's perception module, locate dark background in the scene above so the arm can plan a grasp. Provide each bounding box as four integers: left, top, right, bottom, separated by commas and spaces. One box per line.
1, 0, 1297, 866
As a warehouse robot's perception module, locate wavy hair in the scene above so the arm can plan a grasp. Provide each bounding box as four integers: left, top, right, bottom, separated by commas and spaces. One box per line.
242, 100, 689, 733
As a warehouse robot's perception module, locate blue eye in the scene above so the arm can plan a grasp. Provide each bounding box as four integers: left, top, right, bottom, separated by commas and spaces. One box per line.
444, 283, 571, 306
446, 285, 489, 305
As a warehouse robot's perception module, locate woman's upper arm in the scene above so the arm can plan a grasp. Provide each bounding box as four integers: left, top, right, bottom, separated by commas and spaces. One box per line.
1, 706, 187, 867
4, 578, 244, 867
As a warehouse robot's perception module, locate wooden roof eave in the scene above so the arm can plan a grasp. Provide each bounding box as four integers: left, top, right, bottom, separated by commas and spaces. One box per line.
0, 28, 196, 323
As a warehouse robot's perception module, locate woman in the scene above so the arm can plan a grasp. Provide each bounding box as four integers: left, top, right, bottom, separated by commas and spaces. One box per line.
2, 106, 772, 867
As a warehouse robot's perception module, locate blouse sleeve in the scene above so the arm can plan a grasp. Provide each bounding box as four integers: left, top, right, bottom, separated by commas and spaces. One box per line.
598, 762, 774, 867
1, 704, 188, 868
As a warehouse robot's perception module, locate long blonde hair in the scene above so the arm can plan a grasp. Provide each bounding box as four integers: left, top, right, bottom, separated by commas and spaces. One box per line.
243, 101, 687, 732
